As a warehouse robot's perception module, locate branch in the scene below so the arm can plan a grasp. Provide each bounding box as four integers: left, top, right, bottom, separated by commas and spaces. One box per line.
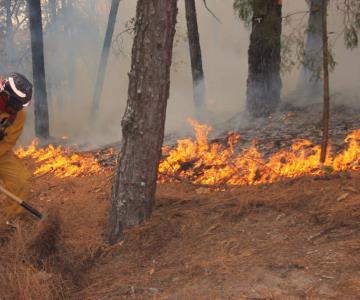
307, 223, 353, 241
14, 16, 27, 31
282, 10, 310, 20
202, 0, 221, 23
10, 0, 19, 16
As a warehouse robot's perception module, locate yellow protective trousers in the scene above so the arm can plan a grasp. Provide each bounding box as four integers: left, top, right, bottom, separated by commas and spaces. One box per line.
0, 151, 31, 218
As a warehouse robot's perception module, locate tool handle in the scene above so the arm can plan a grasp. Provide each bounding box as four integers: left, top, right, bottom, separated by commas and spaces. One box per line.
0, 185, 22, 204
0, 185, 43, 219
20, 202, 43, 219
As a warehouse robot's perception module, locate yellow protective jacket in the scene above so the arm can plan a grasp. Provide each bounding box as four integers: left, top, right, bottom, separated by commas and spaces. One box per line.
0, 109, 30, 218
0, 109, 26, 157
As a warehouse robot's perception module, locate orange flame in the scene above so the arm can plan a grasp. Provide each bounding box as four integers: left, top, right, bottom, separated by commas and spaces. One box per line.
15, 120, 360, 184
16, 139, 101, 178
159, 119, 360, 186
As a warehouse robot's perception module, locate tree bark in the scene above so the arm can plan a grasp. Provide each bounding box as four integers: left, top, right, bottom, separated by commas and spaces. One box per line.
185, 0, 206, 120
107, 0, 178, 244
320, 0, 330, 163
28, 0, 50, 139
90, 0, 121, 120
246, 0, 282, 118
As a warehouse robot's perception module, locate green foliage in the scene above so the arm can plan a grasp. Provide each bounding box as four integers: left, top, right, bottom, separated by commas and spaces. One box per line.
281, 32, 304, 74
233, 0, 252, 26
344, 26, 358, 49
337, 0, 360, 50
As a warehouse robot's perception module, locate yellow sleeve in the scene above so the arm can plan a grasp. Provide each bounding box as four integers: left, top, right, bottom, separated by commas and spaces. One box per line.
0, 110, 26, 157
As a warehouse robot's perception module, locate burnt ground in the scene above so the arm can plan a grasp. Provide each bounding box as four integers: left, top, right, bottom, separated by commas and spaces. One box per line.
211, 102, 360, 158
0, 103, 359, 299
88, 103, 360, 172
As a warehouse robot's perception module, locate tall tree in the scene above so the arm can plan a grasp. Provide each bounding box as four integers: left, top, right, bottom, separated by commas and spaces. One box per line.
296, 0, 323, 100
246, 0, 282, 118
90, 0, 121, 120
320, 0, 329, 163
108, 0, 178, 244
185, 0, 206, 119
28, 0, 50, 139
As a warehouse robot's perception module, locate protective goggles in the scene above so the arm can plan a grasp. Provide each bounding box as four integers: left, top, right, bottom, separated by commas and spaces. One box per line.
0, 90, 27, 112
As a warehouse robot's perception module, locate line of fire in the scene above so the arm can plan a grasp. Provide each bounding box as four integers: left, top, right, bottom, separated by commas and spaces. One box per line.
0, 1, 359, 299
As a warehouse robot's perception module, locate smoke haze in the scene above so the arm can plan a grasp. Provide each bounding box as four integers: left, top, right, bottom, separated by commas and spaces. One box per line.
14, 0, 360, 146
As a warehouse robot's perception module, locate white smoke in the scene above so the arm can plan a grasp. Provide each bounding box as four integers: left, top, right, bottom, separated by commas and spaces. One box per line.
8, 0, 360, 146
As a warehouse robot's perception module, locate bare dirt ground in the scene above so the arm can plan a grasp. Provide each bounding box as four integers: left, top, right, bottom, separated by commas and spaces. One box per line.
1, 157, 359, 299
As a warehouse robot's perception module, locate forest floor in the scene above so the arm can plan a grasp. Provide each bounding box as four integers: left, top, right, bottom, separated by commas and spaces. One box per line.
0, 103, 360, 299
0, 164, 359, 299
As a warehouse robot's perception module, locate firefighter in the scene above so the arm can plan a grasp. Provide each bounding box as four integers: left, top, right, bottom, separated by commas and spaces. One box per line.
0, 72, 32, 220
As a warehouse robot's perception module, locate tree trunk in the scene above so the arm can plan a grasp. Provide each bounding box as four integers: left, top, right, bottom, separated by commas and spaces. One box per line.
28, 0, 50, 139
90, 0, 121, 120
107, 0, 178, 244
246, 0, 282, 118
185, 0, 206, 120
296, 0, 323, 100
320, 0, 330, 163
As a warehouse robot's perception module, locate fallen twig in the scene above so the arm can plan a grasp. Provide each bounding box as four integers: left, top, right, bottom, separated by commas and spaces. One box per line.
308, 223, 350, 241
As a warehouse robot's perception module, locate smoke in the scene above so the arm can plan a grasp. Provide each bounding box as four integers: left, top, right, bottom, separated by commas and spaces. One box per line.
4, 0, 359, 147
294, 0, 323, 102
168, 0, 249, 129
282, 1, 360, 107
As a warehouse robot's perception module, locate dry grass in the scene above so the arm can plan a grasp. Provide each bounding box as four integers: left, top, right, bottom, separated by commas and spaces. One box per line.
78, 173, 360, 299
26, 209, 62, 268
1, 160, 359, 298
0, 219, 68, 299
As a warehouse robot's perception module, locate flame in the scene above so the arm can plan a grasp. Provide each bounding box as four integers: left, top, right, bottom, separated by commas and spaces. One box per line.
16, 139, 101, 178
159, 119, 360, 186
15, 120, 360, 184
